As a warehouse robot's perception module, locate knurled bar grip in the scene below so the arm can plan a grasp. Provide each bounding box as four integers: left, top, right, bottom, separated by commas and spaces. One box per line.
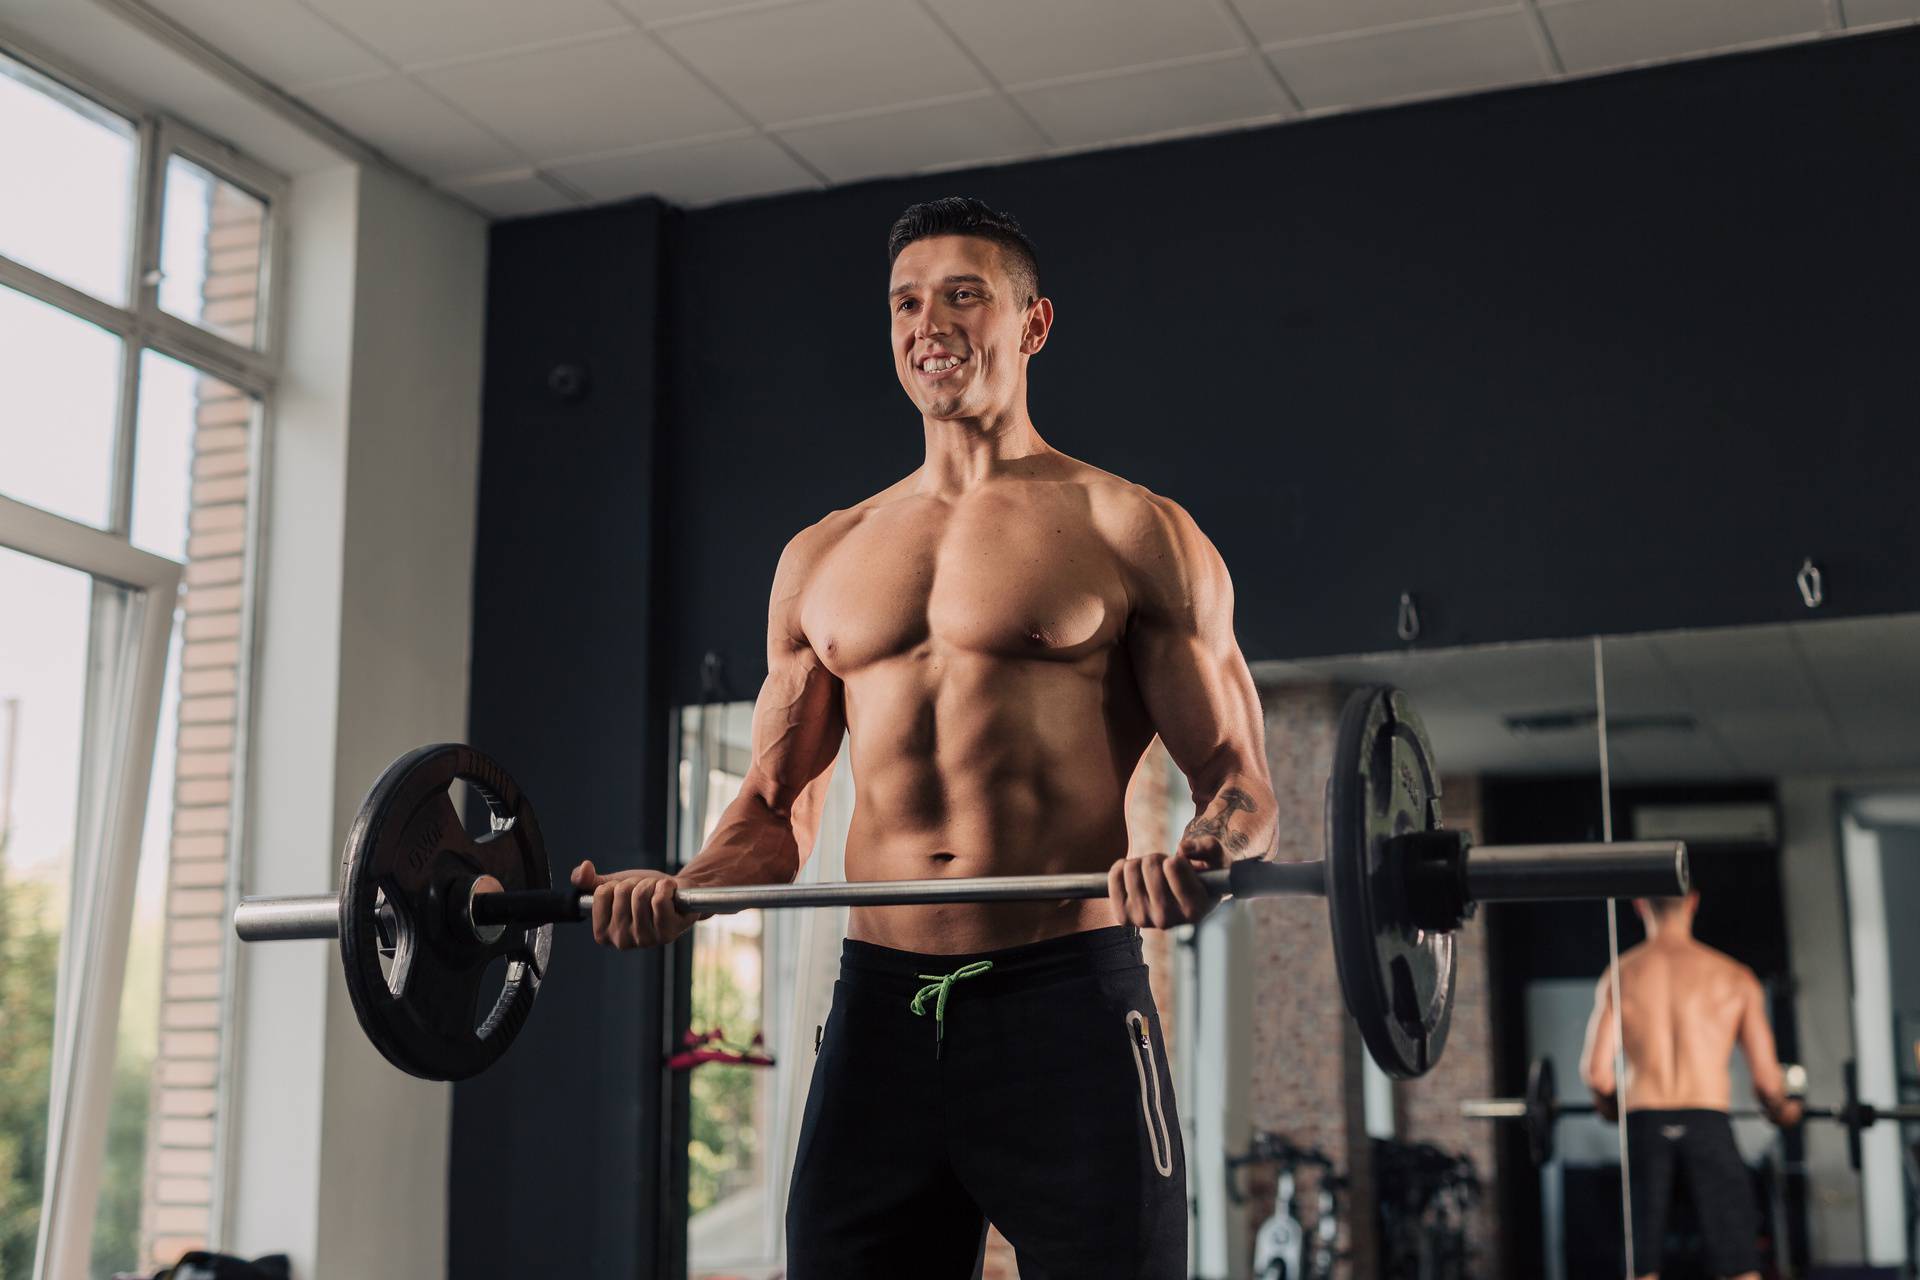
231, 839, 1685, 943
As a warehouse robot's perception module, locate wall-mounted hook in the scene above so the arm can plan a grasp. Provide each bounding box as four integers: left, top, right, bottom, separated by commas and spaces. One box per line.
1795, 558, 1824, 609
1397, 592, 1421, 643
700, 650, 728, 702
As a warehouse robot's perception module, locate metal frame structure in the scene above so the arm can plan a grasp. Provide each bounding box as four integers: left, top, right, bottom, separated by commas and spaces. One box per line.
0, 37, 286, 1277
0, 495, 181, 1280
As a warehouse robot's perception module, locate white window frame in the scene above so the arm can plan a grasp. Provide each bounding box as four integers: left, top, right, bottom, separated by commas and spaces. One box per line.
1, 38, 286, 1275
0, 43, 287, 440
0, 494, 181, 1280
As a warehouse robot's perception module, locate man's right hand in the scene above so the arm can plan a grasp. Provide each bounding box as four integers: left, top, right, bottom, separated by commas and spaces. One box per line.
570, 860, 703, 950
1765, 1097, 1805, 1129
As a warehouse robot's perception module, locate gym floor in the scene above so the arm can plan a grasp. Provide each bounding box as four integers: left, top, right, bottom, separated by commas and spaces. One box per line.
2, 3, 1918, 1278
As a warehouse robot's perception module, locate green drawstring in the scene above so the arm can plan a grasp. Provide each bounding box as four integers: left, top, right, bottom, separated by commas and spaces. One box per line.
909, 961, 994, 1058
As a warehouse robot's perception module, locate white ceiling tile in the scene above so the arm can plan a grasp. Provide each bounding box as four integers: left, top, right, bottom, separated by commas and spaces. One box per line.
1267, 10, 1545, 110
550, 133, 821, 204
613, 0, 809, 23
657, 0, 985, 124
300, 75, 520, 177
297, 0, 632, 69
1842, 0, 1920, 24
441, 169, 583, 216
938, 0, 1244, 87
142, 0, 389, 90
1234, 0, 1510, 45
415, 33, 747, 159
777, 92, 1045, 183
1541, 0, 1828, 73
1014, 54, 1288, 148
0, 0, 348, 173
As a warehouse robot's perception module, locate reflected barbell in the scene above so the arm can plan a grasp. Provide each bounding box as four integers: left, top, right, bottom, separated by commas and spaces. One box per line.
1461, 1055, 1920, 1170
232, 686, 1689, 1082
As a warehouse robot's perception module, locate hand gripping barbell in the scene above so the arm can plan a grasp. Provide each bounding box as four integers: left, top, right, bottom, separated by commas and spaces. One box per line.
1461, 1055, 1920, 1169
233, 686, 1689, 1082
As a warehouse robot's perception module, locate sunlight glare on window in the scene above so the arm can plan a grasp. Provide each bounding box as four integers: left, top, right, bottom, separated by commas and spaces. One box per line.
0, 54, 135, 305
0, 285, 122, 529
160, 155, 267, 350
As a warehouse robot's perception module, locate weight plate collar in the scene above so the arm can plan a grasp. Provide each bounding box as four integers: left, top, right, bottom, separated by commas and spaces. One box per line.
1326, 686, 1457, 1080
339, 743, 552, 1081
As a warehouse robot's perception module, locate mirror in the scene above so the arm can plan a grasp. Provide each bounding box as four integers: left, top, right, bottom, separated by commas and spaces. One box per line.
1597, 615, 1920, 1275
1243, 639, 1623, 1278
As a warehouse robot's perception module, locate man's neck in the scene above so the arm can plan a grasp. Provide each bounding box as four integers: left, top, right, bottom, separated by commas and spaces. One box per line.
918, 406, 1049, 494
1647, 919, 1695, 943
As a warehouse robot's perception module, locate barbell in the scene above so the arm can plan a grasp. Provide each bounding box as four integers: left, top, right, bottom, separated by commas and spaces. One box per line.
1461, 1055, 1920, 1170
232, 686, 1689, 1083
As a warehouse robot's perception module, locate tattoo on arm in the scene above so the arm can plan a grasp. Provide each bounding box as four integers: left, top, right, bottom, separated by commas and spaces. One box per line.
1184, 786, 1258, 854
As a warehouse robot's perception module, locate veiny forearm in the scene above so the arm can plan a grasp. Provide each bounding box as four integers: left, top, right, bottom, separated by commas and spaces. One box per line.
677, 784, 802, 890
1181, 770, 1277, 860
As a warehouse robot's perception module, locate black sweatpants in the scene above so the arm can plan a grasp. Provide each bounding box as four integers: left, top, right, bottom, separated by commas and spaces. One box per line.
786, 925, 1186, 1279
1626, 1108, 1760, 1276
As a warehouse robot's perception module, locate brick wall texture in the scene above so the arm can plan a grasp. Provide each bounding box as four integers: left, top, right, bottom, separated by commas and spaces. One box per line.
138, 178, 262, 1270
1247, 682, 1366, 1277
1391, 773, 1500, 1273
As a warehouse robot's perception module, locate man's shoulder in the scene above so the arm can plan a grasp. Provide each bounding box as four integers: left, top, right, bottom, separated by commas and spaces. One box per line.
782, 487, 897, 564
1057, 460, 1206, 560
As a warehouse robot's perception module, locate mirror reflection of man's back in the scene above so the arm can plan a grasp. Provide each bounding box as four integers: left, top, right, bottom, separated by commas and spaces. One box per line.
1581, 892, 1801, 1280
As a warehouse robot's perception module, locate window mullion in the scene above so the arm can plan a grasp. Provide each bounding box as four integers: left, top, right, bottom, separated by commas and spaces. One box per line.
0, 253, 137, 339
129, 115, 164, 321
139, 313, 274, 396
107, 337, 141, 537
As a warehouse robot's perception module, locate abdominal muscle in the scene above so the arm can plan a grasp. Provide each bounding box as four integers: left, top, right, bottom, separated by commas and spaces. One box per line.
833, 651, 1151, 954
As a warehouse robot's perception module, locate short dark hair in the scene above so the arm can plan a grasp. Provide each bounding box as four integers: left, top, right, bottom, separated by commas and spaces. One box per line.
1646, 893, 1694, 918
887, 197, 1040, 304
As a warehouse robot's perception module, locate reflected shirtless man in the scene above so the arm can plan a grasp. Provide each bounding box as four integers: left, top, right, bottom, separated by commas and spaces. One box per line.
1582, 890, 1803, 1280
572, 197, 1278, 1278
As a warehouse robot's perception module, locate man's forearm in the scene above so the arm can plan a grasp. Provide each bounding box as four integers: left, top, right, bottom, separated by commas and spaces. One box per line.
1182, 773, 1277, 860
678, 787, 802, 889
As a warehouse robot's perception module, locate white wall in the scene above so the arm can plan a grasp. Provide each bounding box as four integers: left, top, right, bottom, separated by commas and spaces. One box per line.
1778, 770, 1920, 1264
225, 162, 486, 1278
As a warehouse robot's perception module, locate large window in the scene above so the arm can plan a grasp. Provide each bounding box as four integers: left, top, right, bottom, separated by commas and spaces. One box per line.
0, 43, 280, 1279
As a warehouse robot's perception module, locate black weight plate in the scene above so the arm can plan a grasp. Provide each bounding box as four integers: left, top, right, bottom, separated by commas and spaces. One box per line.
338, 743, 552, 1081
1527, 1056, 1558, 1166
1325, 686, 1455, 1079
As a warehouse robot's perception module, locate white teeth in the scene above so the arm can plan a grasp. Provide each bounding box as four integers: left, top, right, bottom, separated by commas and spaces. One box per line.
920, 355, 961, 373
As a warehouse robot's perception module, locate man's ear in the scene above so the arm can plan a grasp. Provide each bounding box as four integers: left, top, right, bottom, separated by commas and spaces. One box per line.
1022, 297, 1054, 356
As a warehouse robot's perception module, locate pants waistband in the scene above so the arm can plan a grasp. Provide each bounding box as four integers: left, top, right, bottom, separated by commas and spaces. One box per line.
1626, 1108, 1735, 1124
838, 925, 1144, 997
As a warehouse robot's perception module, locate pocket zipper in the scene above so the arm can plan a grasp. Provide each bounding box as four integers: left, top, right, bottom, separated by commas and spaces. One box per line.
1126, 1010, 1174, 1177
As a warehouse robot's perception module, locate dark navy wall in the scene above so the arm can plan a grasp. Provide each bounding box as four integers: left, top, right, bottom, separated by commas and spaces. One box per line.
461, 25, 1920, 1275
457, 200, 672, 1279
660, 27, 1920, 706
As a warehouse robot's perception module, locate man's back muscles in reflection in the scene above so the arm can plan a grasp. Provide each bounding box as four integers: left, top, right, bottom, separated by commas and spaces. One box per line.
1582, 891, 1801, 1280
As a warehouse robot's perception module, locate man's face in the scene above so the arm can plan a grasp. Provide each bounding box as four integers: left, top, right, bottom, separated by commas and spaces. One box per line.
888, 234, 1045, 423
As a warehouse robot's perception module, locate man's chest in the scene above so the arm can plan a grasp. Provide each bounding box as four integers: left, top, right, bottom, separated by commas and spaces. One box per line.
799, 499, 1130, 673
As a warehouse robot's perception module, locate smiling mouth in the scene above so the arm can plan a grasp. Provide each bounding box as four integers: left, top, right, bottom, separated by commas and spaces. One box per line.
917, 354, 965, 376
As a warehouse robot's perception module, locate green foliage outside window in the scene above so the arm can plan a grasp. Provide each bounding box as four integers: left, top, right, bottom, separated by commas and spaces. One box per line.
0, 835, 151, 1280
688, 943, 762, 1218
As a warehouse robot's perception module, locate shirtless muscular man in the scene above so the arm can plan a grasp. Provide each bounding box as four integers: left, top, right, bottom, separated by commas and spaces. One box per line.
572, 197, 1278, 1277
1583, 891, 1803, 1280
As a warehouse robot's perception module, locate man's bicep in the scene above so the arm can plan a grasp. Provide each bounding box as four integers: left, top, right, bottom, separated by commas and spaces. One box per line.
1739, 974, 1784, 1080
1126, 511, 1264, 793
745, 638, 844, 814
744, 529, 847, 813
1131, 619, 1264, 792
1581, 973, 1618, 1088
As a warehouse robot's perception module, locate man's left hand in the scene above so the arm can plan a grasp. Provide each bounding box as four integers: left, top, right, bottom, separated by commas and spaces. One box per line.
1107, 843, 1226, 929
